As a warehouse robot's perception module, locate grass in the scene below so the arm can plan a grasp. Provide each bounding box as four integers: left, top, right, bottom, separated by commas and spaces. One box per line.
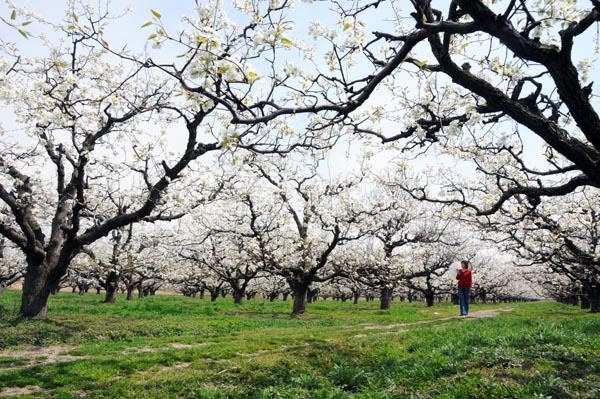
0, 289, 598, 398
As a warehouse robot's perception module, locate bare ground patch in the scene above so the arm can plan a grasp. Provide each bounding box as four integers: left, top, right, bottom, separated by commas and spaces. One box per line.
135, 361, 192, 376
130, 341, 216, 354
0, 345, 88, 371
237, 343, 311, 358
0, 385, 43, 397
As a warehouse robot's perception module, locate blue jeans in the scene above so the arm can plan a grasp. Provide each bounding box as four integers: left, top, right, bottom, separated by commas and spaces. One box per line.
458, 286, 470, 315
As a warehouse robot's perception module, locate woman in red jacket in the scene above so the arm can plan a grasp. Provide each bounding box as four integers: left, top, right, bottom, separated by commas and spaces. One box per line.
456, 260, 472, 316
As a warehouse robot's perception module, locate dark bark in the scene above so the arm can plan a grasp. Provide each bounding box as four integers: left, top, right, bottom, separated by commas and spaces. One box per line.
233, 289, 244, 305
291, 284, 309, 315
380, 287, 393, 310
580, 295, 590, 309
19, 258, 55, 318
307, 288, 319, 303
353, 292, 360, 304
103, 271, 119, 303
451, 293, 459, 305
590, 285, 600, 313
425, 292, 435, 307
126, 286, 135, 301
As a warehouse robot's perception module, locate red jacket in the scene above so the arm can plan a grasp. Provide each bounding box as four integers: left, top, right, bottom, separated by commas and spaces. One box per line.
456, 269, 472, 288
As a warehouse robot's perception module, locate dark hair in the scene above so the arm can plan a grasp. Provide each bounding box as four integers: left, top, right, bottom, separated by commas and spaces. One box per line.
460, 260, 469, 269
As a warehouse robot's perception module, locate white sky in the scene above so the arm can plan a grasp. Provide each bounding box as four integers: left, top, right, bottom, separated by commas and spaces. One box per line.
1, 0, 598, 182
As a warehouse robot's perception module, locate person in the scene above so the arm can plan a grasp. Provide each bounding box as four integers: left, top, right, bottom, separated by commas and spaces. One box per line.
456, 260, 472, 316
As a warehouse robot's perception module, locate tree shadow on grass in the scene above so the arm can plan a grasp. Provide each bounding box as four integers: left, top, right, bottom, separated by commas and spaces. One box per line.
0, 316, 92, 349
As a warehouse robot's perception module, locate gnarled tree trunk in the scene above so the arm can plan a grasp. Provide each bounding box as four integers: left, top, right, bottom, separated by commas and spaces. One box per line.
20, 258, 58, 318
380, 287, 393, 310
291, 283, 309, 315
232, 289, 244, 305
103, 271, 119, 303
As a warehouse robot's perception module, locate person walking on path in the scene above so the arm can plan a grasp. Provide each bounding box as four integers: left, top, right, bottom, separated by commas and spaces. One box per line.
456, 260, 472, 316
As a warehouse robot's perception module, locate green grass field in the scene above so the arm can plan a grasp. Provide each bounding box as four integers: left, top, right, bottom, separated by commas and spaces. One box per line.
0, 290, 598, 398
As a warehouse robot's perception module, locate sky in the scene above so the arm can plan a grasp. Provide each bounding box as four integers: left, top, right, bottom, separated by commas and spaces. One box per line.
1, 0, 598, 285
0, 0, 393, 178
0, 0, 598, 183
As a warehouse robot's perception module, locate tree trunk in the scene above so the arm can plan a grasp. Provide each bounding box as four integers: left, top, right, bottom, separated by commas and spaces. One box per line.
210, 291, 219, 302
353, 292, 360, 304
103, 271, 119, 303
580, 294, 590, 310
20, 259, 54, 318
291, 284, 309, 315
233, 289, 244, 305
269, 293, 277, 302
282, 292, 289, 301
589, 285, 600, 313
451, 293, 459, 305
126, 286, 135, 301
425, 292, 435, 307
380, 287, 393, 310
307, 290, 314, 304
71, 286, 77, 293
199, 288, 205, 300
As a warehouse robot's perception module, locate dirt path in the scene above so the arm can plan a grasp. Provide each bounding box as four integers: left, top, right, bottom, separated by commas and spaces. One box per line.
0, 307, 515, 376
353, 307, 515, 338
